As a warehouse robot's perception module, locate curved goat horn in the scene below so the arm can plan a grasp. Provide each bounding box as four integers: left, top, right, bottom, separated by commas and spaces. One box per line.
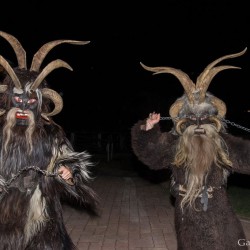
0, 55, 22, 89
209, 116, 222, 132
30, 59, 73, 91
169, 99, 185, 120
175, 118, 188, 135
211, 96, 227, 118
140, 62, 196, 104
41, 88, 63, 120
197, 48, 247, 102
30, 40, 90, 72
0, 31, 27, 69
0, 31, 24, 116
0, 83, 8, 116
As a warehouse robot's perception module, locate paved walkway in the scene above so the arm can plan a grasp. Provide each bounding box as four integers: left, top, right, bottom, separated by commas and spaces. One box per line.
63, 161, 250, 250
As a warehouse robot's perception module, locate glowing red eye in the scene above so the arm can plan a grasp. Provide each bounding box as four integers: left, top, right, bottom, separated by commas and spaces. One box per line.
27, 99, 37, 104
14, 96, 22, 103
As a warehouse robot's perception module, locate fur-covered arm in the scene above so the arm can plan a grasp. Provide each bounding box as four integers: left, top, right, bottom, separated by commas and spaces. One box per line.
222, 133, 250, 175
53, 142, 99, 215
131, 119, 177, 170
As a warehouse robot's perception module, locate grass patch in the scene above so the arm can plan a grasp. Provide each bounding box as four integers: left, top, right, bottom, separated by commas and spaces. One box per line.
228, 185, 250, 219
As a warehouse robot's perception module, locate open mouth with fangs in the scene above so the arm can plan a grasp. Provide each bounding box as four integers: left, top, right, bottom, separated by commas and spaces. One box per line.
16, 111, 29, 120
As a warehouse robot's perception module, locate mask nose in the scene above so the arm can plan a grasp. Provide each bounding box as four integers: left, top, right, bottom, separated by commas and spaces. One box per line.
19, 99, 29, 111
196, 117, 201, 127
194, 116, 206, 135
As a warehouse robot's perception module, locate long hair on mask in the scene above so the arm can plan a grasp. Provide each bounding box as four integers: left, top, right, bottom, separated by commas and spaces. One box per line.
2, 107, 35, 154
173, 123, 232, 210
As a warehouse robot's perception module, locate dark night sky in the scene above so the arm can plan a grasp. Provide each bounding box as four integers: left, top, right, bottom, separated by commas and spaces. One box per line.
0, 0, 250, 134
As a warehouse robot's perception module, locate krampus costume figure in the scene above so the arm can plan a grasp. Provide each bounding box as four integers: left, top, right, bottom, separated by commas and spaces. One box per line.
0, 31, 99, 250
131, 48, 250, 250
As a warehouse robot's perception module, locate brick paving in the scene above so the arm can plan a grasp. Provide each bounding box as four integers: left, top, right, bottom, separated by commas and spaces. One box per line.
63, 170, 250, 250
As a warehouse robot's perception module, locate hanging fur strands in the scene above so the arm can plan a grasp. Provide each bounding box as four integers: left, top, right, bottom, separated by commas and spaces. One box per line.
0, 31, 99, 250
132, 48, 250, 250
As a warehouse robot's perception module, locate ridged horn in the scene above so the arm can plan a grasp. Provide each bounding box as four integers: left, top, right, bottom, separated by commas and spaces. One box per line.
0, 82, 7, 116
0, 84, 7, 116
41, 88, 63, 119
140, 62, 196, 104
0, 55, 22, 89
0, 31, 27, 69
169, 99, 184, 120
0, 109, 6, 116
0, 85, 8, 93
30, 40, 90, 72
210, 96, 227, 118
176, 118, 188, 135
197, 48, 247, 102
30, 59, 73, 91
209, 116, 222, 132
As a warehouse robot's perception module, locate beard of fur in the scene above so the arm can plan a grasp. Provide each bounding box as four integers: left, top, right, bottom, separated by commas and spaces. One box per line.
2, 108, 36, 154
173, 124, 232, 210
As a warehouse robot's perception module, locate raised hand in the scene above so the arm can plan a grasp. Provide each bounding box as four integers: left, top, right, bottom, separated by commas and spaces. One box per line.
145, 112, 161, 130
58, 165, 74, 185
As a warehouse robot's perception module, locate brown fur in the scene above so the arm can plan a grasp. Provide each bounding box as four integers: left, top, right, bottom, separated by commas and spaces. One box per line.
131, 120, 250, 249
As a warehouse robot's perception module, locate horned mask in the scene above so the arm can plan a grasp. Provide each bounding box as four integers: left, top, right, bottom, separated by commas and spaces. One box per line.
140, 48, 247, 134
0, 31, 90, 120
